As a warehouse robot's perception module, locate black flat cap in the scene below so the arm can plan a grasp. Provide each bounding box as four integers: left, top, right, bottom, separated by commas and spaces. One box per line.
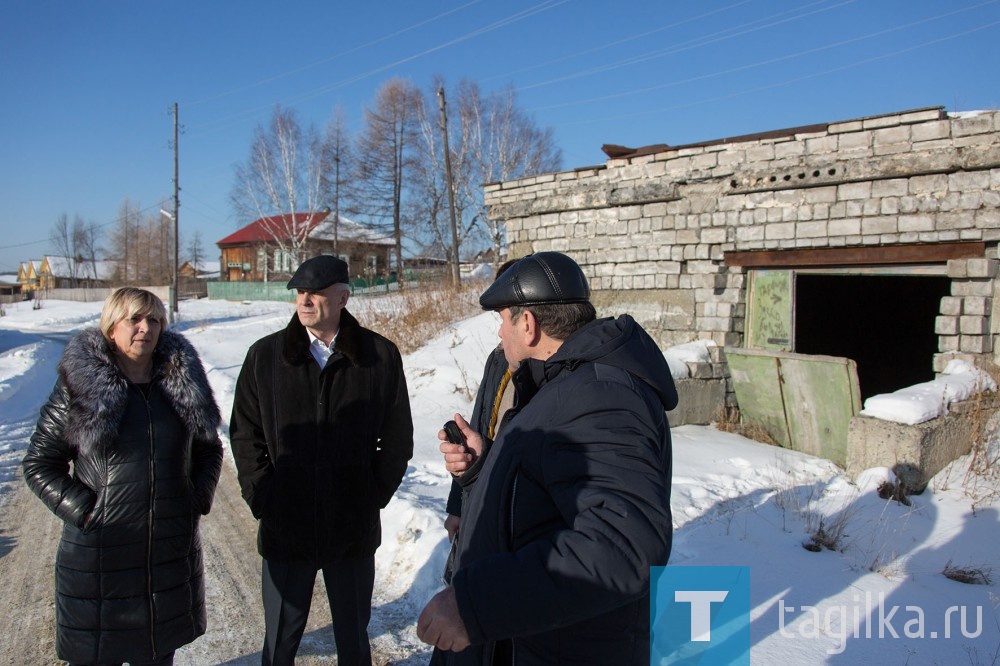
480, 252, 590, 310
287, 255, 349, 290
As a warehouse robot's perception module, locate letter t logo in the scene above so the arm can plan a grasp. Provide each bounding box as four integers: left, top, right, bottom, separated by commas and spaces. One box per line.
675, 590, 729, 641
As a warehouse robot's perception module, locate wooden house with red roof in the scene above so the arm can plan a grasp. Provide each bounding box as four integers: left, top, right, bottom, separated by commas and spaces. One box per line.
217, 211, 394, 283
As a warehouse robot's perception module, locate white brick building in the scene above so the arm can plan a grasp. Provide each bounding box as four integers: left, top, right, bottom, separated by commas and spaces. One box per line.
484, 106, 1000, 481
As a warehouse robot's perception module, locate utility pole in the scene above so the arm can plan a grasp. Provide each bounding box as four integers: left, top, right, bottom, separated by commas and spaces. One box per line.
333, 153, 340, 254
437, 86, 461, 287
171, 102, 180, 321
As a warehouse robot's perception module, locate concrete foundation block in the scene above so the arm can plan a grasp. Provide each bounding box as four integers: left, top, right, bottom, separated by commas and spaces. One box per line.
846, 397, 993, 492
668, 378, 727, 426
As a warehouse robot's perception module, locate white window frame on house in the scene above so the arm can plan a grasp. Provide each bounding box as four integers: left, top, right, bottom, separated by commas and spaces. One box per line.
273, 248, 297, 273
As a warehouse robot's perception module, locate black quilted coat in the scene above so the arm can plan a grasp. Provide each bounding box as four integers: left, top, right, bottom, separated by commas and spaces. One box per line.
22, 327, 223, 665
229, 309, 413, 562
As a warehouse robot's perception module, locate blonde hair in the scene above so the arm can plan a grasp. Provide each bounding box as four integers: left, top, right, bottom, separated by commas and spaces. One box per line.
99, 288, 168, 340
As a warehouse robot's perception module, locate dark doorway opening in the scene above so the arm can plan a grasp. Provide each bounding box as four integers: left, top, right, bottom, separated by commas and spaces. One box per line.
794, 273, 950, 401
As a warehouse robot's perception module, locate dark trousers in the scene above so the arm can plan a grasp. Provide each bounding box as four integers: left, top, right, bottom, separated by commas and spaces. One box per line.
261, 556, 375, 666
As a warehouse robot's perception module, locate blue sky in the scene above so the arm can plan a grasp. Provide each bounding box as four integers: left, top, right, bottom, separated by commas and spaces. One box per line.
2, 0, 998, 274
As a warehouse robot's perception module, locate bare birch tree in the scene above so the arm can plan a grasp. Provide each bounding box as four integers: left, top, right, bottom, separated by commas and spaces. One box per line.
356, 79, 423, 280
49, 214, 81, 285
461, 82, 561, 266
76, 219, 102, 284
230, 105, 327, 271
413, 81, 561, 269
50, 213, 74, 258
410, 107, 445, 255
49, 213, 103, 286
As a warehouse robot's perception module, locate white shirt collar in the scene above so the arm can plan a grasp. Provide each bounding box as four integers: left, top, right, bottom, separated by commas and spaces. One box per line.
306, 328, 338, 367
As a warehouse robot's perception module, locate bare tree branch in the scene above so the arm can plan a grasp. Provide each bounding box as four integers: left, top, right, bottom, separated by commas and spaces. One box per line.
230, 105, 330, 272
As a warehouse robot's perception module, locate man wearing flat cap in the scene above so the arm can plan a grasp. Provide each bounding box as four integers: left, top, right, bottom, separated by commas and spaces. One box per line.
230, 254, 413, 665
418, 251, 677, 665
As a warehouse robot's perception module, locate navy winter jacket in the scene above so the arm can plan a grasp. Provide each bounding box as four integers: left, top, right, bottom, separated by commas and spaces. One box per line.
445, 346, 509, 517
451, 314, 677, 665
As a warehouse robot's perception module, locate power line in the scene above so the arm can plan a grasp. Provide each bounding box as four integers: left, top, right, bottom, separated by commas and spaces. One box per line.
0, 201, 171, 254
516, 0, 861, 92
553, 19, 1000, 130
185, 0, 568, 138
527, 0, 1000, 112
480, 0, 779, 85
184, 0, 484, 108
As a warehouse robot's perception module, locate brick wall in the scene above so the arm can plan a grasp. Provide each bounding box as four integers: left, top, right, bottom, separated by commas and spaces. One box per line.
485, 107, 1000, 380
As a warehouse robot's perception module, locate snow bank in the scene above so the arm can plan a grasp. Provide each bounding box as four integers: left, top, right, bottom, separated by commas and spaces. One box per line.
6, 299, 1000, 664
859, 359, 997, 425
465, 262, 494, 280
662, 339, 716, 379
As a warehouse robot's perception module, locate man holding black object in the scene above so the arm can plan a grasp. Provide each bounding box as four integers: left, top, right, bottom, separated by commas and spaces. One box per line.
231, 255, 413, 666
419, 251, 677, 664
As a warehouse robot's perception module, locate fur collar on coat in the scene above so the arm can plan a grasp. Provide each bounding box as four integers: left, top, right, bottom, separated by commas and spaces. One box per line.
281, 308, 372, 366
58, 327, 221, 456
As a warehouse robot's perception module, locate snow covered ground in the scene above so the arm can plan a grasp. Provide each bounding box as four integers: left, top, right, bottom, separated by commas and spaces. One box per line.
1, 295, 997, 664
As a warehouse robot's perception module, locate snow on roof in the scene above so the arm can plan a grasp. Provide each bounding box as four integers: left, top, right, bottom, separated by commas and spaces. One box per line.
217, 212, 392, 247
43, 255, 117, 281
190, 260, 220, 273
311, 216, 393, 247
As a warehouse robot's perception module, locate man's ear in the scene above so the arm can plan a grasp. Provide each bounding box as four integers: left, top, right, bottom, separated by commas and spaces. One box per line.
522, 309, 542, 344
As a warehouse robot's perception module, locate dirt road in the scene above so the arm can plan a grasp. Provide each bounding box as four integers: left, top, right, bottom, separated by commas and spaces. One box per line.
0, 457, 413, 665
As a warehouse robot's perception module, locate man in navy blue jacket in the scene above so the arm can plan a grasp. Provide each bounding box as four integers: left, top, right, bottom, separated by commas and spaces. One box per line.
418, 252, 677, 665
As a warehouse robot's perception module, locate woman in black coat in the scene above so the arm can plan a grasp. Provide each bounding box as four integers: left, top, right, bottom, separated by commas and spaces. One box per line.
22, 287, 223, 666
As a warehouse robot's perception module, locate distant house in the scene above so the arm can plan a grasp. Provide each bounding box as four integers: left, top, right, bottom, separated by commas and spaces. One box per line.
217, 211, 394, 283
17, 257, 114, 297
37, 255, 116, 290
178, 259, 221, 280
405, 254, 449, 283
176, 259, 220, 300
17, 261, 40, 293
0, 274, 22, 301
471, 247, 509, 266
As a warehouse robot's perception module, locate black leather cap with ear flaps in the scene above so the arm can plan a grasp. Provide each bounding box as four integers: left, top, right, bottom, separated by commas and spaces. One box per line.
479, 251, 590, 310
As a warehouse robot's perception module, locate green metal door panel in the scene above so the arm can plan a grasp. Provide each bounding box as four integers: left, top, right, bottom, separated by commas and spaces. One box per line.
725, 350, 792, 448
725, 348, 861, 468
779, 355, 860, 467
746, 270, 793, 351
